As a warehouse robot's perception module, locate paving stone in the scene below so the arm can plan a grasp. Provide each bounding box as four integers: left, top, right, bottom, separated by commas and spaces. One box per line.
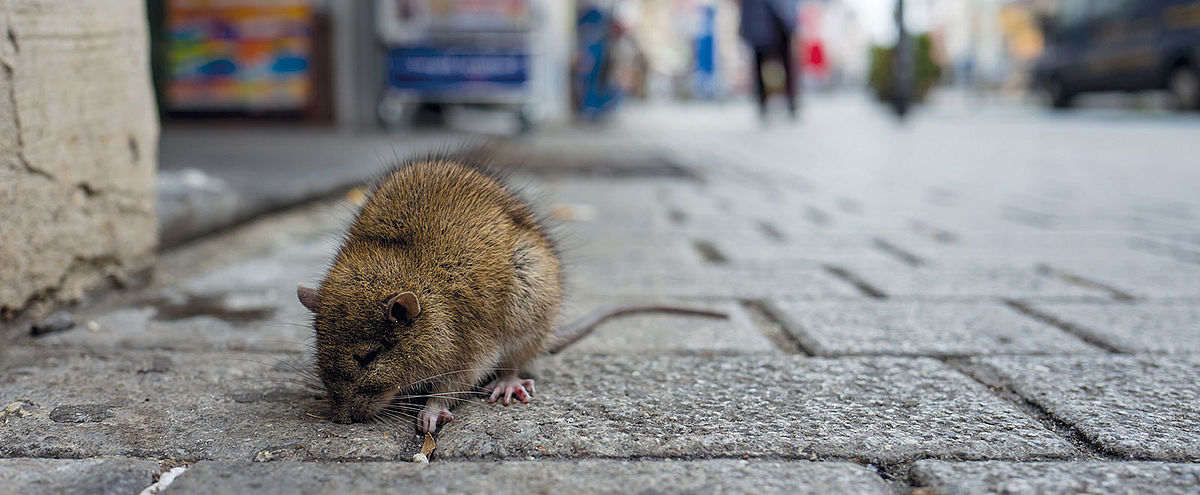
564, 224, 773, 249
834, 261, 1106, 298
559, 297, 777, 354
154, 198, 350, 279
904, 231, 1141, 251
566, 263, 861, 299
0, 458, 158, 495
911, 461, 1200, 495
538, 180, 683, 231
556, 236, 704, 266
898, 243, 1163, 266
37, 305, 313, 353
707, 237, 897, 265
435, 355, 1077, 463
1028, 302, 1200, 354
1041, 259, 1200, 299
38, 303, 314, 353
661, 181, 785, 219
178, 241, 333, 295
0, 348, 419, 461
39, 242, 327, 353
971, 355, 1200, 460
167, 459, 891, 495
770, 300, 1099, 356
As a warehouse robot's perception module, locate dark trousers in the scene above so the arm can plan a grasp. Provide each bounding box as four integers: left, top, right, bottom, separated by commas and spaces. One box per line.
753, 37, 797, 116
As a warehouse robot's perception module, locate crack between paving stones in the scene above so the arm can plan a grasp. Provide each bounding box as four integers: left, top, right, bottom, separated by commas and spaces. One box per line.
1003, 299, 1127, 354
1035, 264, 1137, 301
836, 196, 863, 215
756, 221, 786, 243
740, 299, 811, 355
822, 264, 888, 299
435, 452, 1059, 465
908, 220, 958, 244
423, 453, 1078, 495
941, 357, 1116, 461
691, 239, 728, 265
871, 238, 925, 267
434, 450, 1090, 495
667, 208, 687, 226
1129, 235, 1200, 266
803, 205, 831, 226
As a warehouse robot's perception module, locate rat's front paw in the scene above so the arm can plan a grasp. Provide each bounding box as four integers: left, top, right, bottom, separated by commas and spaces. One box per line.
418, 407, 452, 433
483, 376, 535, 405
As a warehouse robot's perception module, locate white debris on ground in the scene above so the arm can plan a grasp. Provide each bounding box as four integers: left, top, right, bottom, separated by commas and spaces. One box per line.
139, 466, 188, 495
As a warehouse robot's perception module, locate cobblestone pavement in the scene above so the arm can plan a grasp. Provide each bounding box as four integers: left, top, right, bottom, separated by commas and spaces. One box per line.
3, 97, 1200, 494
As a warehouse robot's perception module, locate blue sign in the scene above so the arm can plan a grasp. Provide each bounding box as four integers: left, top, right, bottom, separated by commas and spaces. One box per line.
387, 47, 528, 91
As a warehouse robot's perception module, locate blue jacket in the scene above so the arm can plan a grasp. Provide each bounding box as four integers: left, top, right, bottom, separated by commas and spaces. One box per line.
739, 0, 798, 49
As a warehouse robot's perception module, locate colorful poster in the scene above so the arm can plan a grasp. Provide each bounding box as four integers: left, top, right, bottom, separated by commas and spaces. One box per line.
167, 0, 313, 111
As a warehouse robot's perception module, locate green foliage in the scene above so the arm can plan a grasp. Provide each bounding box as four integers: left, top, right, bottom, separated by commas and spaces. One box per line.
868, 34, 943, 103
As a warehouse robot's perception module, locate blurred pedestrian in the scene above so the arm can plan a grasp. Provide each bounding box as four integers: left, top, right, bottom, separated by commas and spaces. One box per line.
738, 0, 798, 120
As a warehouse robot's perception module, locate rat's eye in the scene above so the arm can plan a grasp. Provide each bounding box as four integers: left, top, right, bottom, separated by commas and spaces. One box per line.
353, 347, 383, 368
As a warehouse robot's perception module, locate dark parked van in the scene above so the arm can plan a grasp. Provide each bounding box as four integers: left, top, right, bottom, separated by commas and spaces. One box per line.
1033, 0, 1200, 110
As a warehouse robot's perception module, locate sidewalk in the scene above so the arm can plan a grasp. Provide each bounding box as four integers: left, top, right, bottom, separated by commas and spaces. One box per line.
3, 97, 1200, 494
156, 125, 473, 247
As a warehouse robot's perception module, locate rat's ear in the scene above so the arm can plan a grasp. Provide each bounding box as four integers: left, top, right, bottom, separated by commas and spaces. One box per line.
297, 283, 319, 312
386, 292, 421, 323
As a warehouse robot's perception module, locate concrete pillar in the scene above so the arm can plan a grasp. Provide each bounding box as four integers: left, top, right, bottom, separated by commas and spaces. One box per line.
0, 1, 159, 318
330, 0, 381, 130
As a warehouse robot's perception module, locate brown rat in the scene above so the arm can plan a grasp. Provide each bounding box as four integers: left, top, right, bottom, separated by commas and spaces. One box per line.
297, 157, 724, 434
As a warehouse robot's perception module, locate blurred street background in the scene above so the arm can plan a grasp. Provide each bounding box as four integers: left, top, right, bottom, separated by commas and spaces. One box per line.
3, 0, 1200, 493
149, 0, 1200, 244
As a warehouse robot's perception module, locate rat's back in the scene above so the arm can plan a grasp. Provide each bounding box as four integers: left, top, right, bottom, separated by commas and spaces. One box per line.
349, 160, 538, 257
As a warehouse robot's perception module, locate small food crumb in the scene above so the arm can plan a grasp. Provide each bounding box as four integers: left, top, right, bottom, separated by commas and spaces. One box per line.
412, 453, 428, 463
421, 432, 436, 456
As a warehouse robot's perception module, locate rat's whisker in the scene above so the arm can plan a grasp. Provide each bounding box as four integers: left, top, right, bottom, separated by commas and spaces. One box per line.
384, 405, 425, 415
263, 356, 323, 381
394, 394, 482, 405
260, 322, 314, 329
227, 357, 323, 386
256, 378, 324, 391
402, 367, 501, 389
377, 410, 417, 423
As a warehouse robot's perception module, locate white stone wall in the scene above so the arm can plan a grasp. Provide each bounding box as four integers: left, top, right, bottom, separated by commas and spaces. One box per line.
0, 0, 158, 317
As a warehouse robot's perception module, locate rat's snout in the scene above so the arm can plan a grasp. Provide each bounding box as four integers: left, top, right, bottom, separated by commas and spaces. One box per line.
328, 401, 370, 424
326, 389, 391, 424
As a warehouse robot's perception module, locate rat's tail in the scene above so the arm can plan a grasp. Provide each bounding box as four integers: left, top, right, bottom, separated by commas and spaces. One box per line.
546, 305, 728, 354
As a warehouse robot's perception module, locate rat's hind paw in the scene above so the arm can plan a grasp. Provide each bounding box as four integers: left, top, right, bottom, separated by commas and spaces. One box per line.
483, 377, 535, 405
418, 407, 452, 433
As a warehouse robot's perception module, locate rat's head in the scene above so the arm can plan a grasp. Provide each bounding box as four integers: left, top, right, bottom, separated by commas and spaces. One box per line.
298, 281, 450, 424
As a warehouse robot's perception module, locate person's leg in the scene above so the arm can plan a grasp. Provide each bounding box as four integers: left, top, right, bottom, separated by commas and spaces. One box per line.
780, 36, 798, 117
753, 49, 768, 117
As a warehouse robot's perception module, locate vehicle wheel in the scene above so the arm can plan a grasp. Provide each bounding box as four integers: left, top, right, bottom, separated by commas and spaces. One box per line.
1043, 78, 1074, 109
1168, 64, 1200, 111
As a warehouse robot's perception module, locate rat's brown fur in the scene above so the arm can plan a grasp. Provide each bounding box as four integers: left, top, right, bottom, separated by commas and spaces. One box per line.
306, 158, 562, 428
